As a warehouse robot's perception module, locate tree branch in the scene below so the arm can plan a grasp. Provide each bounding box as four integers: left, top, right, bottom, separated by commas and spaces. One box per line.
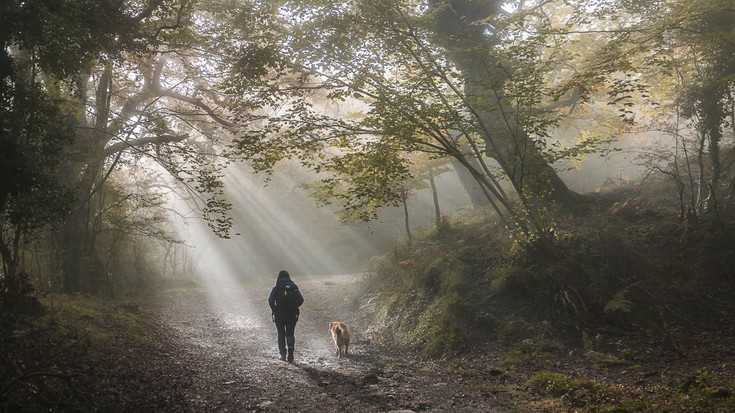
103, 133, 190, 158
148, 56, 238, 127
157, 88, 238, 127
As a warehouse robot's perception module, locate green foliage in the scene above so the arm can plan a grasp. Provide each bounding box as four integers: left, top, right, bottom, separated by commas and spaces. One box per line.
361, 259, 460, 352
603, 290, 633, 315
0, 79, 74, 223
527, 370, 605, 400
359, 208, 508, 353
554, 0, 735, 222
1, 0, 167, 77
2, 0, 247, 295
186, 161, 233, 239
420, 291, 472, 355
0, 64, 75, 274
306, 140, 412, 222
0, 0, 372, 289
359, 178, 735, 367
679, 368, 735, 412
231, 0, 629, 238
353, 177, 735, 413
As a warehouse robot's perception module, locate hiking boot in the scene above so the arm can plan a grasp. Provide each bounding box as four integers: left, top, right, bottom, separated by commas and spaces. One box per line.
279, 353, 287, 361
287, 347, 294, 363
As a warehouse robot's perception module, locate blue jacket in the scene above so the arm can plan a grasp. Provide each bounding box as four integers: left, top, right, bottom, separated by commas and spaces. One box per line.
268, 273, 304, 315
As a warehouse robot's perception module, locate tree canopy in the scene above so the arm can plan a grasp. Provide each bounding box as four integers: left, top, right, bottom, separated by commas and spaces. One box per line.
2, 0, 734, 292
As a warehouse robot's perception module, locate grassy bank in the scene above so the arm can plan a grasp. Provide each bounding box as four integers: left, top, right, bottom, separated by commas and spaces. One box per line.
0, 282, 185, 411
357, 190, 735, 411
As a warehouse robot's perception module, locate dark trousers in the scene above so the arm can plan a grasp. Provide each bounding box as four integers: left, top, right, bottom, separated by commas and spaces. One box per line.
275, 313, 298, 355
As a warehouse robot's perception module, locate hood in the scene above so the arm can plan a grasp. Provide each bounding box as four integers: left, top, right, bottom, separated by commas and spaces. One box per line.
277, 270, 291, 283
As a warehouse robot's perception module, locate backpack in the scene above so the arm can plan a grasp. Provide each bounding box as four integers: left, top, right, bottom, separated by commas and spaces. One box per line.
275, 281, 300, 312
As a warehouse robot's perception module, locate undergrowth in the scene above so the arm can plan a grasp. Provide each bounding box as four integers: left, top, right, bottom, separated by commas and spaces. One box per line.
1, 289, 155, 411
358, 189, 735, 411
527, 368, 735, 412
361, 194, 735, 351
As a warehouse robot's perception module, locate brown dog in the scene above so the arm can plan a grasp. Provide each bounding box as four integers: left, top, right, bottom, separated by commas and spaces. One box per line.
328, 321, 350, 358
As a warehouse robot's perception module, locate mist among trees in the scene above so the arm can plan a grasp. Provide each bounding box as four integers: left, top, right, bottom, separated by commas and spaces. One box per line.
2, 0, 733, 293
2, 0, 734, 411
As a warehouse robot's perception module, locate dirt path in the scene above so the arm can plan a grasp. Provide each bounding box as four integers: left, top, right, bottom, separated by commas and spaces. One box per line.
124, 274, 512, 412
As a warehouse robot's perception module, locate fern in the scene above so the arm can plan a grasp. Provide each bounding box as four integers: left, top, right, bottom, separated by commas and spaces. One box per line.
604, 291, 634, 314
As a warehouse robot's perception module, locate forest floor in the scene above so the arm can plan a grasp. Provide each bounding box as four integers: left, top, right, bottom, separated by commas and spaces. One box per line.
86, 274, 519, 412
48, 273, 734, 412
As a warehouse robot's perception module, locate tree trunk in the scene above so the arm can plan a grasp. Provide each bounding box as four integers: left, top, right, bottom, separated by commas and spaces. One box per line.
429, 0, 572, 206
55, 66, 112, 293
453, 159, 491, 207
400, 188, 413, 246
696, 130, 707, 216
58, 208, 87, 293
702, 83, 725, 216
724, 178, 735, 220
428, 169, 442, 231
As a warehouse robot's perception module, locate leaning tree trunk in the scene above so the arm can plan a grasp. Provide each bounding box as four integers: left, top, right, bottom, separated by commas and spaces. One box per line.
429, 0, 572, 208
453, 158, 491, 207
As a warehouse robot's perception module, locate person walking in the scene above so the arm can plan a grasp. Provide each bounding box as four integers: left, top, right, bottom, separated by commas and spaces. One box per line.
268, 270, 304, 362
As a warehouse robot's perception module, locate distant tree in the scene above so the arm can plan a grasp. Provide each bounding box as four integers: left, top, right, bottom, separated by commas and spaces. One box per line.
400, 154, 452, 243
411, 156, 452, 234
569, 0, 735, 223
399, 187, 414, 246
85, 170, 184, 296
453, 156, 493, 208
665, 1, 735, 221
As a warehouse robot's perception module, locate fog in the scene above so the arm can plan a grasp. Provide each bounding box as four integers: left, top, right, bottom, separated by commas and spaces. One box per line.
160, 81, 677, 286
169, 162, 497, 282
558, 130, 670, 193
167, 129, 663, 287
